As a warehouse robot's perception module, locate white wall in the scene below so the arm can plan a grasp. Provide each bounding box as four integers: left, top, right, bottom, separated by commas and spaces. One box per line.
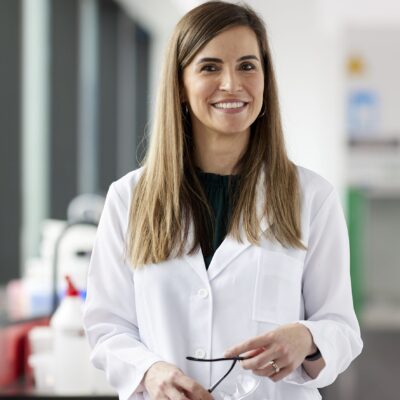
320, 0, 400, 30
117, 0, 400, 195
118, 0, 346, 192
250, 0, 345, 192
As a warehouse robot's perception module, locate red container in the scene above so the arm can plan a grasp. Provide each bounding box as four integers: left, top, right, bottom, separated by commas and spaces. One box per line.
0, 317, 49, 387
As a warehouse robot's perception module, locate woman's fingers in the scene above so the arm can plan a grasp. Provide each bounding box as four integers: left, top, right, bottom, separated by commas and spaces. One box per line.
224, 333, 272, 357
240, 345, 279, 370
164, 385, 191, 400
253, 363, 290, 381
239, 347, 265, 359
239, 343, 295, 382
244, 349, 298, 383
143, 361, 212, 400
226, 324, 318, 384
176, 374, 213, 400
268, 365, 294, 382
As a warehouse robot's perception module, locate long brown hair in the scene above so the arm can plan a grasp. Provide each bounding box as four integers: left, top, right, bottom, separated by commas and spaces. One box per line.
127, 0, 305, 268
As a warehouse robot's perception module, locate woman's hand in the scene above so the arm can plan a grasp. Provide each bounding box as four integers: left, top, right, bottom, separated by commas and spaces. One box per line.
223, 323, 318, 382
143, 361, 214, 400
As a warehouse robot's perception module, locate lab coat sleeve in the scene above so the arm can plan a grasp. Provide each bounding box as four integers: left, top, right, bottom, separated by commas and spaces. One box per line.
83, 183, 164, 400
286, 188, 363, 388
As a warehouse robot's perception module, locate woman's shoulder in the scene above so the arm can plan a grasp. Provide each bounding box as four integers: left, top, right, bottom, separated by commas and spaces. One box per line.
296, 165, 333, 194
108, 166, 146, 209
295, 165, 336, 218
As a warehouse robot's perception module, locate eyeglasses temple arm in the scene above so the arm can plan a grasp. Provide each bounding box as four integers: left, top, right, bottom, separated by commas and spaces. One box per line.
208, 359, 238, 393
186, 356, 247, 362
185, 356, 252, 394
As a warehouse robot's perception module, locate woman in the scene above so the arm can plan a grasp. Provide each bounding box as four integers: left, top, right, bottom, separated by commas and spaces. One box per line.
83, 2, 363, 399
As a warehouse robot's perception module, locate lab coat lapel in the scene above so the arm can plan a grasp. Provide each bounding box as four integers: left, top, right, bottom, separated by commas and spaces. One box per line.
182, 219, 210, 285
208, 169, 269, 281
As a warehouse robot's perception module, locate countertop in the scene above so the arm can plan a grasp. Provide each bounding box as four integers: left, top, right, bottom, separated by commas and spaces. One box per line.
0, 379, 117, 399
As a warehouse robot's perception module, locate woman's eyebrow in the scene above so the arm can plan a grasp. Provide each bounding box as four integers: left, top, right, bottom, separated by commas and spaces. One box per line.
237, 55, 260, 62
196, 55, 260, 64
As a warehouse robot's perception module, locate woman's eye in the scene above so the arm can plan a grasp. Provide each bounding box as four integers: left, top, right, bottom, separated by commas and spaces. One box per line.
240, 63, 255, 71
200, 64, 218, 72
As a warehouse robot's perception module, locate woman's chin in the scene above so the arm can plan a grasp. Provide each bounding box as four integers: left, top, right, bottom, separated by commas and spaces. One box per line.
212, 125, 252, 136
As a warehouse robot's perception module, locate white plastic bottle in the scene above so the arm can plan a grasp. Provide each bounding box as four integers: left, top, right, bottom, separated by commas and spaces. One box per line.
50, 275, 91, 394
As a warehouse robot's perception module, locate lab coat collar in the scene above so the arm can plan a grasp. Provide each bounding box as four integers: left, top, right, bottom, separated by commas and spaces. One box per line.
183, 168, 269, 283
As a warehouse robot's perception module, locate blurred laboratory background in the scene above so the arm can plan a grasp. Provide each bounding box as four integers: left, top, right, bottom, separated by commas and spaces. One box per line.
0, 0, 399, 398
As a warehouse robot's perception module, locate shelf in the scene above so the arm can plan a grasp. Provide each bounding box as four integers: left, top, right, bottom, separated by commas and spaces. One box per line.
348, 137, 400, 149
360, 304, 400, 330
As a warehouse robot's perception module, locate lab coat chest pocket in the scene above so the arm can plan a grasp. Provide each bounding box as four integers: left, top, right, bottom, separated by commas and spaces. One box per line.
252, 251, 303, 324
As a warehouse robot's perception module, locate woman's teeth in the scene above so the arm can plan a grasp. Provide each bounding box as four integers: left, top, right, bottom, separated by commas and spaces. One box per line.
213, 102, 246, 109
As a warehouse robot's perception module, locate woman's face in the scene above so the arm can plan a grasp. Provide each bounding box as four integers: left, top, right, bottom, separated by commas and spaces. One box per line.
182, 25, 264, 139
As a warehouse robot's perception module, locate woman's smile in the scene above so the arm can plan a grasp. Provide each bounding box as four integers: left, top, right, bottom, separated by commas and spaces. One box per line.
211, 100, 249, 113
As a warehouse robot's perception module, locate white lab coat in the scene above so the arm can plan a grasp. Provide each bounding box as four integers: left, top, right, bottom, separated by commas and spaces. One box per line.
83, 165, 363, 400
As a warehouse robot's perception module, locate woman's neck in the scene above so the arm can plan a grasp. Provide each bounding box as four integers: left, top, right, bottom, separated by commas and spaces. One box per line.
193, 129, 249, 175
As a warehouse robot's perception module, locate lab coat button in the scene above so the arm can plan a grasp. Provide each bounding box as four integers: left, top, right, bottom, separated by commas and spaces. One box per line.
198, 288, 209, 299
195, 348, 206, 359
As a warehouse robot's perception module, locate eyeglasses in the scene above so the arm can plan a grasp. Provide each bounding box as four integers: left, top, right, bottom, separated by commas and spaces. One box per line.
186, 356, 256, 393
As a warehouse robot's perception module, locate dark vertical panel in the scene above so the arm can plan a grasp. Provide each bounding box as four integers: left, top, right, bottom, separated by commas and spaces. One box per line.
0, 0, 21, 283
134, 25, 150, 168
116, 10, 136, 177
49, 0, 79, 219
98, 0, 118, 193
86, 0, 151, 193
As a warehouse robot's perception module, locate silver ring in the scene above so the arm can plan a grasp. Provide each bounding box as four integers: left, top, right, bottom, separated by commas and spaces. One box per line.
268, 360, 280, 374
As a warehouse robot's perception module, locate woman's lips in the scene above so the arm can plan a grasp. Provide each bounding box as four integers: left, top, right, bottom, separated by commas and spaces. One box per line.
211, 102, 248, 114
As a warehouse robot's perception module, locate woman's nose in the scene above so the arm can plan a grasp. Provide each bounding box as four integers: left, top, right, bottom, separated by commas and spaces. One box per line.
219, 69, 242, 92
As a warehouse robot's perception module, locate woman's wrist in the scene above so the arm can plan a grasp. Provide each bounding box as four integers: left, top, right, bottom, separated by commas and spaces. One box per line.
302, 327, 321, 361
296, 323, 322, 361
295, 323, 317, 358
307, 342, 318, 357
305, 348, 322, 361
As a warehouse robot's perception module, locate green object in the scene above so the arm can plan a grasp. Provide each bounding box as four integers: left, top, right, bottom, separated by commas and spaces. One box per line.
346, 187, 366, 316
195, 168, 239, 269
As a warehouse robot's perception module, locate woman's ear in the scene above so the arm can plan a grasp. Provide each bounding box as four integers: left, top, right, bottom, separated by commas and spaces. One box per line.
179, 85, 187, 102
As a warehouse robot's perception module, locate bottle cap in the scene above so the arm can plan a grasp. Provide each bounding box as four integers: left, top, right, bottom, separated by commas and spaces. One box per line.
65, 275, 79, 297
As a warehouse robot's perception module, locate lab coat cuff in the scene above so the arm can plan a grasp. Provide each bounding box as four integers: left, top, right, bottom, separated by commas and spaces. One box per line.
89, 338, 165, 400
117, 353, 164, 400
283, 320, 334, 388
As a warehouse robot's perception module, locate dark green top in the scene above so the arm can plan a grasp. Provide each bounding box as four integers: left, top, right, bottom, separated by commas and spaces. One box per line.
195, 167, 239, 269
